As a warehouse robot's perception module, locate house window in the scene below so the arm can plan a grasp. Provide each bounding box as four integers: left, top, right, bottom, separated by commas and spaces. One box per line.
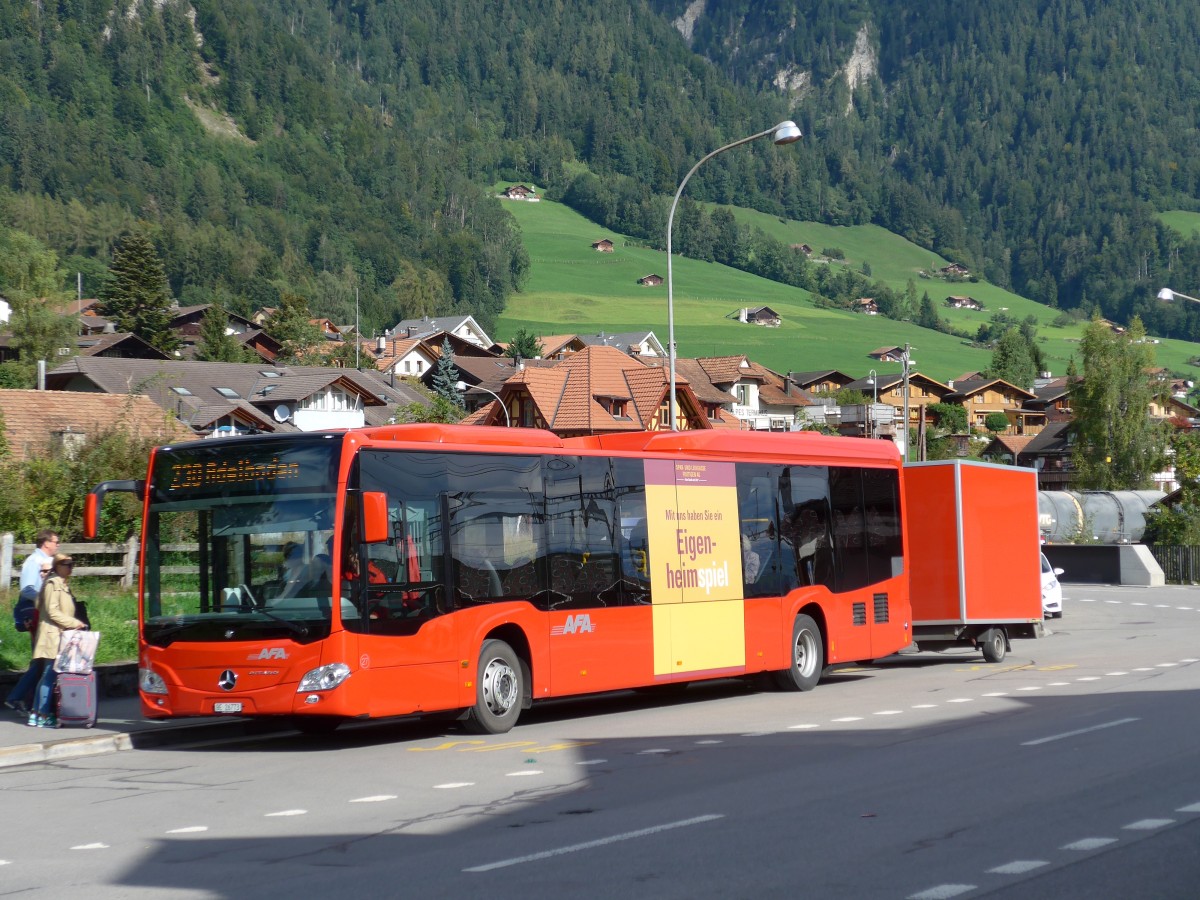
171, 387, 193, 396
302, 386, 354, 412
259, 370, 281, 378
735, 385, 750, 406
215, 387, 239, 399
708, 405, 721, 422
612, 400, 628, 419
416, 361, 424, 373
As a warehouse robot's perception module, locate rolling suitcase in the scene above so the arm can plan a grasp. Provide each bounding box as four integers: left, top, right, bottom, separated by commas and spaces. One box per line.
56, 672, 98, 728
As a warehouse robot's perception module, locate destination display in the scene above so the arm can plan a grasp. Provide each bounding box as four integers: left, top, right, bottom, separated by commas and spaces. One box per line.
151, 438, 342, 501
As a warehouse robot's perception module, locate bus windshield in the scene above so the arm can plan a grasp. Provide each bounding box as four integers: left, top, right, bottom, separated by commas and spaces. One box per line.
141, 436, 343, 646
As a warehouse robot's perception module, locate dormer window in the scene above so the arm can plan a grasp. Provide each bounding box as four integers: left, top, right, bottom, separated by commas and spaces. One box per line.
611, 400, 629, 419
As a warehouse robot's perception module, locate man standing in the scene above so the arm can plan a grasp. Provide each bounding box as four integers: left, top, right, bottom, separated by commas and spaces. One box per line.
4, 529, 60, 713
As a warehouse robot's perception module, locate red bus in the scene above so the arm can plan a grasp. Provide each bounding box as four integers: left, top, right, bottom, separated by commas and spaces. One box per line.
85, 425, 911, 734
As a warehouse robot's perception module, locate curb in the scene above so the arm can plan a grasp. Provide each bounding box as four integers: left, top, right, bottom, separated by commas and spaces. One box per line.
0, 714, 294, 770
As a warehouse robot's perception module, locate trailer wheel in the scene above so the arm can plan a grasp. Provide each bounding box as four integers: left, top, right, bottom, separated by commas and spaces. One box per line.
980, 628, 1006, 663
464, 639, 523, 734
774, 614, 823, 691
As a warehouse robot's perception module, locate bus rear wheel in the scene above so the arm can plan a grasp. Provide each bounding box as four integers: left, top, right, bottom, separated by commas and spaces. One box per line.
774, 614, 823, 692
464, 639, 523, 734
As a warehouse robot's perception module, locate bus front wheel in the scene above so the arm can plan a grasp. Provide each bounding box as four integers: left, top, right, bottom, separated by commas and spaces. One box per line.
464, 639, 523, 734
774, 614, 823, 692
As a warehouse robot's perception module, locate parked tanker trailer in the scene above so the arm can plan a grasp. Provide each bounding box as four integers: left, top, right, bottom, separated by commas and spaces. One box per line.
1038, 490, 1165, 544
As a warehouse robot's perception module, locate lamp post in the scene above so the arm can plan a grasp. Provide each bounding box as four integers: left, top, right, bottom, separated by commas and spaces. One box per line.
666, 120, 802, 431
900, 344, 915, 460
455, 380, 511, 427
866, 369, 878, 438
1158, 287, 1200, 304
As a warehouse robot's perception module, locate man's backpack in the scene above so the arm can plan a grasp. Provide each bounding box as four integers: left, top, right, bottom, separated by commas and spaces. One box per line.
13, 586, 38, 633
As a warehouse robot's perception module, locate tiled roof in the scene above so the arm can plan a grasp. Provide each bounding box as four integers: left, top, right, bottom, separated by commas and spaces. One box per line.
697, 356, 758, 386
0, 389, 194, 462
673, 359, 736, 404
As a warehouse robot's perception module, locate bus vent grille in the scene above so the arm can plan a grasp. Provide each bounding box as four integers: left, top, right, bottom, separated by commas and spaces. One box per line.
873, 593, 889, 624
852, 602, 867, 626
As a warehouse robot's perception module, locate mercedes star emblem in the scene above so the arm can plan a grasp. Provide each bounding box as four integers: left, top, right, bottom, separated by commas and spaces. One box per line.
218, 670, 237, 692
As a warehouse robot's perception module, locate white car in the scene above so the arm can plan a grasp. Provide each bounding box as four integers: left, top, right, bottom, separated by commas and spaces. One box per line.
1041, 552, 1064, 618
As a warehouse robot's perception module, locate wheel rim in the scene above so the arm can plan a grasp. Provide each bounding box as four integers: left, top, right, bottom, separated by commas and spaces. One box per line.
794, 628, 817, 678
480, 656, 519, 716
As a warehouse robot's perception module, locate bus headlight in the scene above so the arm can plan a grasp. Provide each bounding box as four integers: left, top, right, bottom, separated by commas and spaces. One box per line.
140, 667, 168, 695
298, 663, 351, 692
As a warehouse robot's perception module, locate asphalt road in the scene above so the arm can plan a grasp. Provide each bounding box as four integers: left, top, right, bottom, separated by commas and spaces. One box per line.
4, 583, 1200, 899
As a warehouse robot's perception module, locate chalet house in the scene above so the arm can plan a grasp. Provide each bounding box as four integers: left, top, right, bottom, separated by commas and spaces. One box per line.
591, 239, 615, 252
938, 263, 971, 278
535, 334, 587, 360
868, 346, 906, 363
981, 434, 1037, 467
0, 389, 193, 462
1027, 376, 1075, 424
637, 274, 664, 287
670, 358, 742, 428
461, 345, 709, 435
43, 357, 425, 438
501, 184, 538, 201
854, 298, 879, 315
790, 244, 813, 255
945, 295, 984, 310
689, 356, 806, 431
0, 330, 172, 366
785, 370, 856, 395
389, 315, 494, 350
448, 355, 559, 400
578, 331, 665, 359
727, 306, 781, 327
945, 377, 1041, 435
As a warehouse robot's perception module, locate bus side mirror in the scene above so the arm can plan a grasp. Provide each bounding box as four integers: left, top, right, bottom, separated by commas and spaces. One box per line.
362, 491, 389, 543
84, 479, 144, 540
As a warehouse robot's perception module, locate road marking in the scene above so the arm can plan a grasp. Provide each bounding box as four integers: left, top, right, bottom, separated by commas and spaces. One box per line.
1133, 667, 1155, 672
166, 826, 208, 834
1176, 802, 1200, 813
1076, 676, 1101, 681
911, 704, 937, 709
639, 748, 672, 754
1079, 599, 1096, 603
1104, 600, 1121, 604
788, 724, 820, 730
988, 860, 1048, 874
577, 759, 608, 765
463, 814, 724, 872
1157, 662, 1178, 668
695, 739, 723, 744
468, 740, 540, 753
1124, 818, 1174, 830
1022, 717, 1138, 746
1182, 658, 1200, 663
71, 843, 109, 850
1178, 607, 1194, 611
524, 741, 597, 753
506, 770, 543, 777
947, 698, 973, 703
1155, 604, 1170, 608
434, 782, 475, 789
0, 860, 9, 866
1062, 837, 1117, 851
350, 795, 396, 803
983, 692, 1008, 697
408, 740, 487, 752
741, 731, 775, 737
265, 809, 307, 817
1131, 602, 1147, 606
907, 884, 976, 899
1016, 686, 1042, 692
1105, 672, 1128, 676
832, 716, 862, 722
874, 710, 903, 715
1049, 682, 1071, 686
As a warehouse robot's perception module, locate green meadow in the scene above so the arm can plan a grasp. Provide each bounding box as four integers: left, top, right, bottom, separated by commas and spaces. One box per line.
497, 198, 1200, 383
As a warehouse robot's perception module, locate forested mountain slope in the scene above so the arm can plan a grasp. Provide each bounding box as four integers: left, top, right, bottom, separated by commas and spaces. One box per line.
652, 0, 1200, 342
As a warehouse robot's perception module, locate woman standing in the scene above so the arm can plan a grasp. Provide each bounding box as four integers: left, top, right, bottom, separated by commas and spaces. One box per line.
29, 553, 87, 728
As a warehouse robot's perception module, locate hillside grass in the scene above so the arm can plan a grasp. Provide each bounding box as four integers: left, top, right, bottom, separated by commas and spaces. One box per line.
498, 198, 1200, 382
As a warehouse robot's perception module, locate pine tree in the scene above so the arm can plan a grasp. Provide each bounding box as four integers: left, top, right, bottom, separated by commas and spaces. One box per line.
98, 229, 179, 354
989, 327, 1036, 390
266, 292, 324, 363
195, 303, 246, 362
432, 338, 463, 406
504, 328, 541, 360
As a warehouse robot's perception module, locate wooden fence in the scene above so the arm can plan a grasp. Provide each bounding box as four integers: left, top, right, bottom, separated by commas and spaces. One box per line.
0, 534, 198, 589
1149, 545, 1200, 585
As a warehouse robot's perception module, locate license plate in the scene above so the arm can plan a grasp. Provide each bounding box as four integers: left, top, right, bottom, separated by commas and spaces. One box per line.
213, 702, 243, 714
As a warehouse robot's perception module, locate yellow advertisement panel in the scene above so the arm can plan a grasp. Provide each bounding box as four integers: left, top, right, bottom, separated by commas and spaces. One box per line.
645, 459, 745, 677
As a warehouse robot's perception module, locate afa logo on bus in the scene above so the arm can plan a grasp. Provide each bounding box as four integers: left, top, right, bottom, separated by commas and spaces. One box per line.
551, 614, 595, 635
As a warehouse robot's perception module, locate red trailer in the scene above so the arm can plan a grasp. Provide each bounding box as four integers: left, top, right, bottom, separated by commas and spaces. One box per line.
905, 459, 1044, 662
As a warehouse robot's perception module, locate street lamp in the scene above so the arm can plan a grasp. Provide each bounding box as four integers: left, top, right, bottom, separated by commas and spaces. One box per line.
900, 345, 915, 460
1158, 287, 1200, 304
666, 120, 802, 431
455, 380, 511, 427
867, 369, 878, 438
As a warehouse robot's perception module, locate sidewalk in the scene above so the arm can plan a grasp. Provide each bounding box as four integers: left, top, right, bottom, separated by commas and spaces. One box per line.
0, 665, 286, 769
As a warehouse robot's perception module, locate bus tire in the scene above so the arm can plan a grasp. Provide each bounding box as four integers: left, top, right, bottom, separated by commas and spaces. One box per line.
774, 614, 823, 692
980, 628, 1006, 663
464, 639, 523, 734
